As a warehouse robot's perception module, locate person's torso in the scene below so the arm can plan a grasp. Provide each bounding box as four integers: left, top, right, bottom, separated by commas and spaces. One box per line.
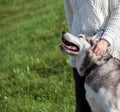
69, 0, 110, 36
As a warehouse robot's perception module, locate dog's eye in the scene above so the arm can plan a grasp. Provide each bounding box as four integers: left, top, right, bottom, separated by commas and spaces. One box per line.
78, 34, 85, 38
78, 36, 83, 38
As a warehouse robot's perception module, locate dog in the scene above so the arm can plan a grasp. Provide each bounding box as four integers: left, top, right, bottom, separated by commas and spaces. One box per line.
60, 32, 120, 112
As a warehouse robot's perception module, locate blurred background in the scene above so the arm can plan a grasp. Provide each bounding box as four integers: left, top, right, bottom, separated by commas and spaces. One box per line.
0, 0, 75, 112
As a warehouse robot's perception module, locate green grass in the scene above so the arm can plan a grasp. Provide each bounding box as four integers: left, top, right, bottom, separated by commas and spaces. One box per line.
0, 0, 75, 112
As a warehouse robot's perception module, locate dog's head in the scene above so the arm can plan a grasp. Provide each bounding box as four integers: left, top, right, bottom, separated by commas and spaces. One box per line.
60, 32, 92, 56
60, 31, 111, 76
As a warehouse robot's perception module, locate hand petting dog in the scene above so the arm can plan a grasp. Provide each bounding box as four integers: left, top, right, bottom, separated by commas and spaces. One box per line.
90, 39, 109, 55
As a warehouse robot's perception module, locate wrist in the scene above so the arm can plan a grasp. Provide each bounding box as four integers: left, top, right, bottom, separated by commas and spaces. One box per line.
100, 39, 110, 46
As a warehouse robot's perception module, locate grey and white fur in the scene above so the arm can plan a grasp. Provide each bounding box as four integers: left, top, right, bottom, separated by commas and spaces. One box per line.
60, 32, 120, 112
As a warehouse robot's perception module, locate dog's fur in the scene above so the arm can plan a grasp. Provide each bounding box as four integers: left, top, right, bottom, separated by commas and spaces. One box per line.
60, 32, 120, 112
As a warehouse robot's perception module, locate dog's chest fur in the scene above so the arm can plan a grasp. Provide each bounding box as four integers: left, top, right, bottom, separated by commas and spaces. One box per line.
85, 58, 120, 112
86, 58, 120, 92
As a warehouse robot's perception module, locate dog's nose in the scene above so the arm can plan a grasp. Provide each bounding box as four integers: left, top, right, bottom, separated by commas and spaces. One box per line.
61, 31, 66, 39
62, 31, 66, 35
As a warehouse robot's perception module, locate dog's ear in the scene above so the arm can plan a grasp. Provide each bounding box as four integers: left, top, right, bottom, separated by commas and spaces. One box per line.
92, 30, 104, 39
84, 37, 98, 46
78, 34, 86, 38
86, 30, 104, 46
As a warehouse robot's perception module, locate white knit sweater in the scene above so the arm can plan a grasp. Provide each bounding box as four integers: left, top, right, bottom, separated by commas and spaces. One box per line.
64, 0, 120, 67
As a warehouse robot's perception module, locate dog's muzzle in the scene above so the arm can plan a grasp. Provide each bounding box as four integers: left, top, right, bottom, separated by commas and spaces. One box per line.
60, 32, 79, 52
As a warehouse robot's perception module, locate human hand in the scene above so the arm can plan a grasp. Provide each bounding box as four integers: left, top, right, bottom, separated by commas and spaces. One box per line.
90, 39, 109, 55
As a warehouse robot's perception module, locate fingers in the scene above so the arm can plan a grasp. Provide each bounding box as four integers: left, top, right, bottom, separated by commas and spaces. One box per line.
90, 45, 105, 55
89, 37, 109, 56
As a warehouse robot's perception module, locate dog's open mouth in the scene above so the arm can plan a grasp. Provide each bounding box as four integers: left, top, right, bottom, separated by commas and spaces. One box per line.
60, 35, 79, 52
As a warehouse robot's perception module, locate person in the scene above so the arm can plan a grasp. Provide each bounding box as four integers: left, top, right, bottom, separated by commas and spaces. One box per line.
64, 0, 120, 112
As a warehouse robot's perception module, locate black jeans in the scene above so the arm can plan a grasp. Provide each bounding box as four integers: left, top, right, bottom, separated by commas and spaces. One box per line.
73, 68, 91, 112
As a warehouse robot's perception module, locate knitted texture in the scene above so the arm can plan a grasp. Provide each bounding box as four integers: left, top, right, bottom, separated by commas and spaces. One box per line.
64, 0, 120, 67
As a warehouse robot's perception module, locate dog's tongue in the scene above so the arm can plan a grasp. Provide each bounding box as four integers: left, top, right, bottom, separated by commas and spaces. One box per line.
66, 45, 77, 50
60, 44, 78, 51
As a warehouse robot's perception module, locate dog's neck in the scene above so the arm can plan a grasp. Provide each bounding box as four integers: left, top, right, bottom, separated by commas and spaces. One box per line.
79, 51, 112, 76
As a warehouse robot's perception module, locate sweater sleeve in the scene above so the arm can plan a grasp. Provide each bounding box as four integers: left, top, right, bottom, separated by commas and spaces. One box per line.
64, 0, 73, 32
101, 0, 120, 45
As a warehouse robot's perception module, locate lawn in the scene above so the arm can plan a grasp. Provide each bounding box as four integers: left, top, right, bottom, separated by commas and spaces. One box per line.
0, 0, 75, 112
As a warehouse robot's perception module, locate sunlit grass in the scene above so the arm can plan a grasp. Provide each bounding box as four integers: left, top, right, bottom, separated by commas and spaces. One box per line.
0, 0, 75, 112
